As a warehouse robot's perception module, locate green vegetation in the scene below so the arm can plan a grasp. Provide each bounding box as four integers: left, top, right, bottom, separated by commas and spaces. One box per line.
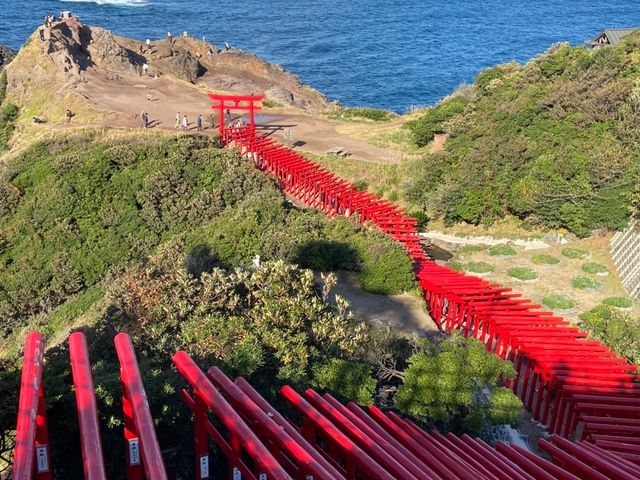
465, 261, 494, 274
0, 132, 416, 340
581, 262, 609, 275
457, 245, 485, 255
580, 305, 640, 365
532, 254, 560, 265
603, 296, 634, 309
542, 295, 576, 310
261, 99, 283, 108
329, 107, 397, 122
405, 96, 468, 146
572, 275, 603, 291
311, 357, 376, 406
507, 267, 538, 281
404, 36, 640, 235
0, 70, 7, 104
394, 335, 522, 433
0, 103, 18, 151
562, 247, 590, 259
488, 244, 517, 257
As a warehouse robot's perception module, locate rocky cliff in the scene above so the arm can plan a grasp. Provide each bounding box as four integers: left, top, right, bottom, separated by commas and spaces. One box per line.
0, 45, 15, 70
4, 17, 330, 112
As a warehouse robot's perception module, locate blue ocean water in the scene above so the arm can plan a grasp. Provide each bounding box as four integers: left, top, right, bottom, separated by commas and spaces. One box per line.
2, 1, 640, 112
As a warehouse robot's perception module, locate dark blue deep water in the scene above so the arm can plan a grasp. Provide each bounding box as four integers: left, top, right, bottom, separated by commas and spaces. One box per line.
2, 1, 640, 111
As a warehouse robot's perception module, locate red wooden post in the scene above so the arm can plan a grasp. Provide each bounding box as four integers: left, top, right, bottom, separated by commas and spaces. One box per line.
13, 332, 52, 480
68, 332, 108, 480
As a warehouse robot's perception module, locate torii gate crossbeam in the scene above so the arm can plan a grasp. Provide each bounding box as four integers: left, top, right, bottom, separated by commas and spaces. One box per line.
208, 93, 264, 136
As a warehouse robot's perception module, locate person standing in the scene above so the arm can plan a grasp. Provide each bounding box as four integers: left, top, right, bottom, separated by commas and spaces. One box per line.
146, 38, 151, 49
197, 114, 203, 131
182, 114, 188, 130
209, 113, 215, 130
167, 32, 173, 43
65, 109, 73, 124
175, 112, 181, 129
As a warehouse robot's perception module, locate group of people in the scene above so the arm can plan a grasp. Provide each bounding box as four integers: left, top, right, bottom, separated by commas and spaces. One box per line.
175, 113, 205, 131
43, 14, 56, 27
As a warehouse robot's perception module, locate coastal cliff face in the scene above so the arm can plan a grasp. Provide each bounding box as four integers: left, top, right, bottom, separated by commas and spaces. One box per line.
3, 18, 330, 115
0, 45, 15, 70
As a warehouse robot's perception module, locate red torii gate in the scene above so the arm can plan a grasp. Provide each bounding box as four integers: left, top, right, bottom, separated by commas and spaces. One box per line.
208, 93, 264, 136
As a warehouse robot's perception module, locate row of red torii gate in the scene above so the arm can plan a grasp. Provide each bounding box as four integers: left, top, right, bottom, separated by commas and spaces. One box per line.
9, 94, 640, 479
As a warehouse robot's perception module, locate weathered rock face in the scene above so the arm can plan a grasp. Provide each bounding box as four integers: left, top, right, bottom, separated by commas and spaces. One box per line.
0, 45, 16, 70
6, 19, 331, 113
200, 49, 330, 111
85, 28, 138, 75
146, 42, 200, 83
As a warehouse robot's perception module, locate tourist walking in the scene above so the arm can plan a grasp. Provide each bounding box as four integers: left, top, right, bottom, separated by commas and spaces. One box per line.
197, 114, 203, 131
182, 114, 188, 130
175, 112, 181, 129
167, 32, 173, 44
146, 92, 152, 102
65, 109, 74, 124
209, 113, 215, 130
141, 111, 149, 129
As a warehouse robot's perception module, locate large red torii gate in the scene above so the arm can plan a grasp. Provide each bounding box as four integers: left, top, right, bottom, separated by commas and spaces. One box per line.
208, 93, 264, 136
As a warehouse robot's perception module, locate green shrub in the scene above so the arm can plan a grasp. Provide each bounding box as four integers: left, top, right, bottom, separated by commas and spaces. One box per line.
0, 103, 18, 151
353, 180, 369, 191
311, 358, 376, 406
542, 295, 575, 310
0, 70, 7, 105
457, 245, 485, 255
448, 261, 464, 272
507, 267, 538, 281
329, 107, 396, 122
602, 297, 633, 309
402, 38, 638, 236
395, 335, 521, 433
579, 305, 640, 365
409, 210, 429, 230
561, 247, 590, 259
581, 262, 609, 275
572, 276, 602, 291
488, 245, 516, 257
405, 96, 469, 146
465, 261, 494, 274
531, 254, 560, 265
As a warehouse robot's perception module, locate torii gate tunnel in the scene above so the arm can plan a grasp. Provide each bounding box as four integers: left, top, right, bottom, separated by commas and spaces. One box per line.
209, 93, 264, 136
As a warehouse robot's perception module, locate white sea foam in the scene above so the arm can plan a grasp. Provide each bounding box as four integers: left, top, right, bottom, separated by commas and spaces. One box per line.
60, 0, 150, 7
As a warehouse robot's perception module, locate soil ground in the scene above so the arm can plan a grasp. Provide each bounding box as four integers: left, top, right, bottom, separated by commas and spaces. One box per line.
75, 70, 403, 163
328, 272, 437, 335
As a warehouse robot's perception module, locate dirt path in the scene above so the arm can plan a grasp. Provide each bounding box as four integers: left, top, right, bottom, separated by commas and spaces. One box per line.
77, 70, 401, 163
328, 272, 437, 335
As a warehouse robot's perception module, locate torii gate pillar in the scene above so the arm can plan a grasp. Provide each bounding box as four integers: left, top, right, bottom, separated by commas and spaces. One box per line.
208, 93, 265, 136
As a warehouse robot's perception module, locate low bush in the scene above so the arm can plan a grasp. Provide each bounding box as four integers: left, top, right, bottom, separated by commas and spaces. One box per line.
579, 305, 640, 365
581, 262, 609, 275
507, 267, 538, 281
329, 107, 396, 122
0, 103, 18, 151
602, 297, 633, 309
488, 245, 516, 257
405, 96, 469, 146
561, 247, 590, 259
542, 295, 575, 310
457, 245, 485, 255
394, 334, 521, 434
531, 254, 560, 265
311, 357, 376, 406
465, 261, 494, 274
572, 276, 602, 291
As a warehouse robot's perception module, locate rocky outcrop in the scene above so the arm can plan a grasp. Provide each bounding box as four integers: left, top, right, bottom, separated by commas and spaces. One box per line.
0, 45, 16, 70
5, 18, 331, 113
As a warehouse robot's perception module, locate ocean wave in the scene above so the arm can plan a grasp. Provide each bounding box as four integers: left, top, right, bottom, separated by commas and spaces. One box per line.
60, 0, 150, 6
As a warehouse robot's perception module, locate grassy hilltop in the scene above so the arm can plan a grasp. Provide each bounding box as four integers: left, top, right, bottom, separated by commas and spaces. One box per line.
407, 33, 640, 236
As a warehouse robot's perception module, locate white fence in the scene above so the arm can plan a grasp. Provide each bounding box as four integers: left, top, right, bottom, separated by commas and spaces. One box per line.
611, 220, 640, 300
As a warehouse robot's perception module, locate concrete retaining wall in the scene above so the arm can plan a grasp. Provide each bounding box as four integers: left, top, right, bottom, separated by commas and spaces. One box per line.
611, 220, 640, 299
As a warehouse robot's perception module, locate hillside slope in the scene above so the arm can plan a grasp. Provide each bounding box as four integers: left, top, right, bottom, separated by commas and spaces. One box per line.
405, 33, 640, 236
